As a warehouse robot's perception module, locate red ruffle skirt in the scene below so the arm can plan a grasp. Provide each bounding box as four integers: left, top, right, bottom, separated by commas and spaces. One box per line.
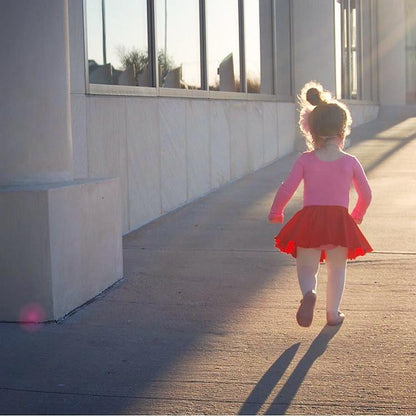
274, 205, 372, 262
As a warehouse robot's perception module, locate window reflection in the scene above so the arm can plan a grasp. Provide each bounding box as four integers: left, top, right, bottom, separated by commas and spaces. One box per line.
156, 0, 201, 89
86, 0, 150, 86
244, 0, 261, 93
206, 0, 240, 92
85, 0, 283, 96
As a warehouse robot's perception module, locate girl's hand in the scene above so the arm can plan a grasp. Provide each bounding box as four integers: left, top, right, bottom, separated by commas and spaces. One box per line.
268, 213, 284, 223
352, 216, 362, 224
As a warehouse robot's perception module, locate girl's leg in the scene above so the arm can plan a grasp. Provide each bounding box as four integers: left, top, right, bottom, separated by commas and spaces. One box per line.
295, 248, 321, 327
325, 246, 348, 325
296, 247, 321, 295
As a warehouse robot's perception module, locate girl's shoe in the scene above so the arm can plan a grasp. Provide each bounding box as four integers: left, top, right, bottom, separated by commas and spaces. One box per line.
327, 311, 345, 326
296, 290, 317, 327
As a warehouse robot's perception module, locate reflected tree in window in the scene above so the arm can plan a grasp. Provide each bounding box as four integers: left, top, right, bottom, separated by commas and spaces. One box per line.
86, 0, 150, 86
85, 0, 283, 95
206, 0, 240, 92
155, 0, 201, 89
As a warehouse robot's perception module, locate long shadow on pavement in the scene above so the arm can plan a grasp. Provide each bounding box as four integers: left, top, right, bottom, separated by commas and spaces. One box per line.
239, 325, 342, 415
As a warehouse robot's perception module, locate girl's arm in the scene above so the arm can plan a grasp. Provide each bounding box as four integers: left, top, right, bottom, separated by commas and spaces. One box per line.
351, 158, 372, 224
268, 156, 304, 223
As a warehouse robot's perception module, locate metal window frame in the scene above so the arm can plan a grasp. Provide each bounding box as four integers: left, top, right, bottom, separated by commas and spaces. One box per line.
83, 0, 90, 93
238, 0, 246, 93
82, 0, 291, 101
147, 0, 158, 87
199, 0, 208, 90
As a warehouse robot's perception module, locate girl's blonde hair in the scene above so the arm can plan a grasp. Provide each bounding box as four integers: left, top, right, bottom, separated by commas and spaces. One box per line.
298, 81, 352, 150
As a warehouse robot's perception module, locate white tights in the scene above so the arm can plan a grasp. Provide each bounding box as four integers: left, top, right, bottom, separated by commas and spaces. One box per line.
296, 246, 348, 315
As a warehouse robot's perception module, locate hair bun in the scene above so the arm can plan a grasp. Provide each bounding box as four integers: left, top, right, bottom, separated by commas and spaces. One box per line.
306, 88, 322, 106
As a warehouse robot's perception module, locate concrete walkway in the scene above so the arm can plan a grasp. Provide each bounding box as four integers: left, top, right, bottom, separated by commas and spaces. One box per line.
0, 108, 415, 415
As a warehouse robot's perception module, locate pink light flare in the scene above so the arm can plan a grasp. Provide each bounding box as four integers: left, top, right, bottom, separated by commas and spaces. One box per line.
19, 303, 46, 332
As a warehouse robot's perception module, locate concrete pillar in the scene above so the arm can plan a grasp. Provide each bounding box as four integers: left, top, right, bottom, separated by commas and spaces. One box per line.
291, 0, 337, 151
292, 0, 336, 95
377, 0, 407, 105
0, 0, 123, 322
0, 0, 73, 185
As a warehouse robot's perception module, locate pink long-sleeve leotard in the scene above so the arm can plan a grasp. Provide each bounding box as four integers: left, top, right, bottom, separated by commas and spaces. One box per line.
269, 151, 372, 223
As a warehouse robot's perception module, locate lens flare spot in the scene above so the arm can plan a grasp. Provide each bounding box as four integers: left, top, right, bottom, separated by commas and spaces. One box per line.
19, 303, 46, 332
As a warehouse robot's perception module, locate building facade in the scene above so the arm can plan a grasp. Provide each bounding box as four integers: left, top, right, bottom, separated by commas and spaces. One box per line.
0, 0, 412, 321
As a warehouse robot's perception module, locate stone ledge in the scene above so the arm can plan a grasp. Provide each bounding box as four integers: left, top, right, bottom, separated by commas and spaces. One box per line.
0, 178, 123, 321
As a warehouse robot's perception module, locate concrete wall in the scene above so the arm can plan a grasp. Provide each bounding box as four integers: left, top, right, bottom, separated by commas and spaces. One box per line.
75, 96, 296, 235
348, 102, 380, 127
377, 0, 407, 105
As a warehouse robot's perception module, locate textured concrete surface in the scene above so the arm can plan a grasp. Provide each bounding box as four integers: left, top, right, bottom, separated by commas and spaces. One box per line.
0, 108, 415, 415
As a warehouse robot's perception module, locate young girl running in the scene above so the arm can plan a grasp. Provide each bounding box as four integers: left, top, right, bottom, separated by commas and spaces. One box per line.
268, 81, 372, 327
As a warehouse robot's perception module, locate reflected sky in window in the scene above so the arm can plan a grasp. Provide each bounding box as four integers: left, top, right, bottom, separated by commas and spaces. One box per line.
206, 0, 240, 91
156, 0, 201, 89
244, 0, 261, 92
87, 0, 148, 69
86, 0, 263, 91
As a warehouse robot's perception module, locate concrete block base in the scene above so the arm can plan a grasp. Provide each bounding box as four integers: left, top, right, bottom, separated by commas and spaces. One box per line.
0, 179, 123, 321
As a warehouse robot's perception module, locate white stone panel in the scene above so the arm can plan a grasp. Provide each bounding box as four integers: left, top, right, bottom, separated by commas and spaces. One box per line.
247, 102, 264, 171
277, 103, 296, 157
263, 102, 279, 164
159, 98, 187, 212
350, 103, 380, 127
71, 94, 88, 179
126, 97, 162, 230
186, 100, 210, 200
0, 190, 53, 320
228, 102, 249, 179
210, 101, 231, 189
87, 97, 129, 233
49, 179, 123, 318
0, 179, 123, 321
364, 105, 379, 123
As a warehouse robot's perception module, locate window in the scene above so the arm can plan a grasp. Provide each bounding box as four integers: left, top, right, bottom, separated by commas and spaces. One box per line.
86, 0, 151, 86
335, 0, 362, 99
85, 0, 291, 97
206, 0, 240, 91
156, 0, 201, 89
335, 0, 377, 101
